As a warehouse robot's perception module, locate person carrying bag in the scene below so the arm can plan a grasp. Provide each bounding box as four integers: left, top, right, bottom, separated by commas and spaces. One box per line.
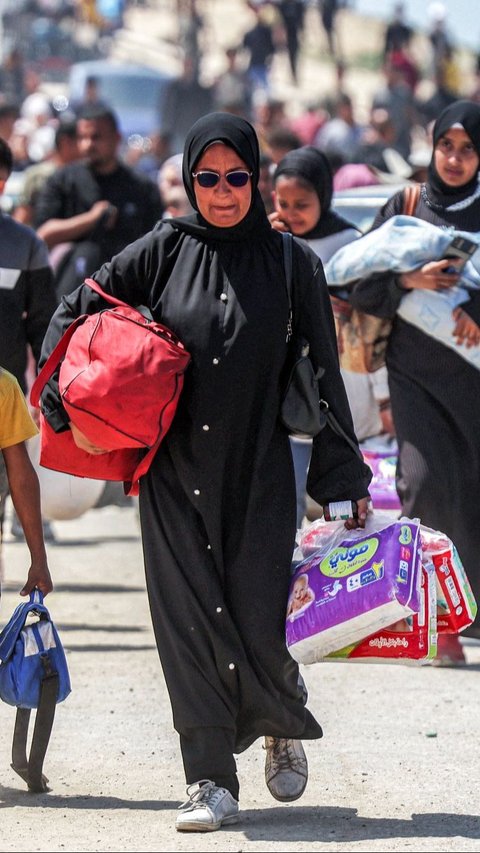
35, 112, 371, 834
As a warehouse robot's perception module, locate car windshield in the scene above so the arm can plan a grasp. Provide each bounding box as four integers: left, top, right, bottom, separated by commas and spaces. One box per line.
332, 185, 406, 233
332, 197, 384, 233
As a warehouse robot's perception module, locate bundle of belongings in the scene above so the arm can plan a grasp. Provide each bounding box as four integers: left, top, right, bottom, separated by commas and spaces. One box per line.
324, 215, 480, 370
286, 514, 477, 665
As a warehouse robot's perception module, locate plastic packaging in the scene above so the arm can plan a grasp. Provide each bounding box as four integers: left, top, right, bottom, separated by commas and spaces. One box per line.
323, 500, 358, 521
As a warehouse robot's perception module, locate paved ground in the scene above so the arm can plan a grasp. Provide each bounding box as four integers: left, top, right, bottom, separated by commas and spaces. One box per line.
1, 502, 480, 853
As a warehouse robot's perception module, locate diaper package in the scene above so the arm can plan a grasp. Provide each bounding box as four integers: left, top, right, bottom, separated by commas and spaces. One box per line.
420, 525, 477, 634
325, 565, 437, 664
287, 515, 423, 664
362, 449, 401, 511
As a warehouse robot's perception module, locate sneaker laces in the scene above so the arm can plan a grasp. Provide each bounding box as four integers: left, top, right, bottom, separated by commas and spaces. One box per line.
265, 738, 304, 772
178, 779, 223, 811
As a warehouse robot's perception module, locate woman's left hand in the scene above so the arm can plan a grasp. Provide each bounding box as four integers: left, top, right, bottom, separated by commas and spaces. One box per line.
452, 307, 480, 347
344, 496, 372, 530
268, 211, 290, 232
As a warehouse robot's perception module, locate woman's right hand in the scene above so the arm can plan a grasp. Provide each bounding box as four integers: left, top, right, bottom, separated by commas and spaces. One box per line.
452, 306, 480, 347
70, 422, 108, 455
399, 258, 463, 291
344, 496, 372, 531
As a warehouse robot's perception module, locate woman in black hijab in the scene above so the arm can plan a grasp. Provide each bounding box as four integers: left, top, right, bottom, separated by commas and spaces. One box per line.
270, 145, 359, 258
38, 112, 371, 832
349, 99, 480, 665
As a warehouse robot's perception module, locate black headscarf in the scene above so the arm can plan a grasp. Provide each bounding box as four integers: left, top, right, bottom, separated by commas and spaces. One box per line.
427, 99, 480, 206
273, 146, 356, 239
170, 111, 271, 242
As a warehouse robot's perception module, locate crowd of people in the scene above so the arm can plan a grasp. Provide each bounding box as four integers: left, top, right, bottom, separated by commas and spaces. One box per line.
1, 0, 480, 835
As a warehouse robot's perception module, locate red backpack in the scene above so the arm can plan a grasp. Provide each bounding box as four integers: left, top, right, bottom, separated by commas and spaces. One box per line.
30, 279, 191, 496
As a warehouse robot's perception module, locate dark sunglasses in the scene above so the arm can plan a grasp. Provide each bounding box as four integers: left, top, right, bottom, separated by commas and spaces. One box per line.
192, 169, 252, 188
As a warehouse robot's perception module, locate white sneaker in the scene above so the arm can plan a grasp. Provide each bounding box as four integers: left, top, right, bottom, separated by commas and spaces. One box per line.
175, 779, 240, 832
264, 737, 308, 802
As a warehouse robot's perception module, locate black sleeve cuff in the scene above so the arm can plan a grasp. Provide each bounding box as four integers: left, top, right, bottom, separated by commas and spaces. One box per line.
43, 405, 71, 433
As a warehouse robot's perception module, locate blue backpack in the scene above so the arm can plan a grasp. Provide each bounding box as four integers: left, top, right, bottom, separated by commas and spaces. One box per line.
0, 589, 71, 792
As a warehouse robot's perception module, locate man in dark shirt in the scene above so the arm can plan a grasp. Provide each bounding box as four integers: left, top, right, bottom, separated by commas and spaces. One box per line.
0, 139, 56, 393
34, 106, 163, 300
0, 137, 57, 541
383, 2, 414, 57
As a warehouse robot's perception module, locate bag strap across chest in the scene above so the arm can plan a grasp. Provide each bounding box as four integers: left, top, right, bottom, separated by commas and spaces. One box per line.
402, 183, 421, 217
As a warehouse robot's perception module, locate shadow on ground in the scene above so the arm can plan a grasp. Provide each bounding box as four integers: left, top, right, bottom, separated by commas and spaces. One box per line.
0, 792, 478, 845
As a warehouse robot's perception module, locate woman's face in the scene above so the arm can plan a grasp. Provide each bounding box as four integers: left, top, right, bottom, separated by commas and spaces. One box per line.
434, 126, 480, 188
192, 142, 252, 227
272, 175, 321, 237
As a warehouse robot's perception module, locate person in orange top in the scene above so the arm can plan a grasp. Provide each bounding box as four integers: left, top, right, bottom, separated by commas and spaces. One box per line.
0, 367, 53, 598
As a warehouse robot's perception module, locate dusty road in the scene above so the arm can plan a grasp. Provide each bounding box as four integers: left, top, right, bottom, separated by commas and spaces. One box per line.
1, 502, 480, 853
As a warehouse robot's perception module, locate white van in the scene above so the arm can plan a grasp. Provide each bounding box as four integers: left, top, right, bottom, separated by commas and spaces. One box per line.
67, 59, 177, 145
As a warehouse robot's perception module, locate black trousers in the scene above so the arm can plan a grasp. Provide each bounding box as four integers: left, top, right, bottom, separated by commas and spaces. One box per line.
179, 726, 240, 801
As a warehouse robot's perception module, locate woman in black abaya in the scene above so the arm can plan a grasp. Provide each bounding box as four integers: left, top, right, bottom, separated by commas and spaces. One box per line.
349, 99, 480, 664
39, 112, 371, 832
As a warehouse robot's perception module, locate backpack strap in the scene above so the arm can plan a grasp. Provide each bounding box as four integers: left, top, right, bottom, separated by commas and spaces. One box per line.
11, 678, 58, 793
10, 622, 59, 793
402, 183, 421, 217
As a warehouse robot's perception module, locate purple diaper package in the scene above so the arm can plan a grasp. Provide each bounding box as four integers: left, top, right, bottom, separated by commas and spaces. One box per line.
286, 516, 422, 664
362, 449, 401, 511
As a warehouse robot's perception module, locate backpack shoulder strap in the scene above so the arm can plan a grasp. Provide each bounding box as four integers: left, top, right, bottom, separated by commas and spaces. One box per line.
11, 674, 58, 793
402, 183, 421, 217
